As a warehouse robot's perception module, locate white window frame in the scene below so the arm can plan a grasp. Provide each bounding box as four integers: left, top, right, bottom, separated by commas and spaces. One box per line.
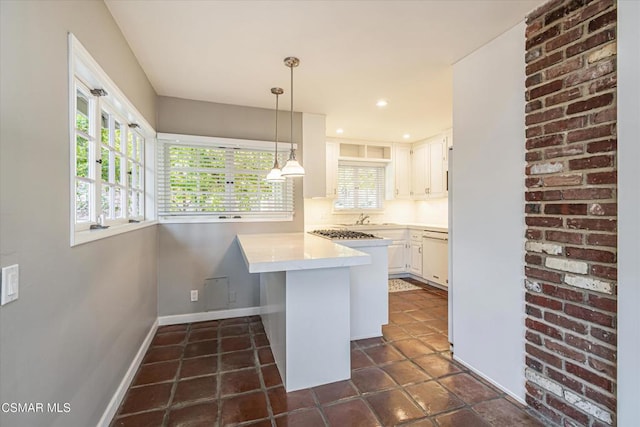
333, 161, 386, 212
69, 33, 156, 246
157, 133, 295, 223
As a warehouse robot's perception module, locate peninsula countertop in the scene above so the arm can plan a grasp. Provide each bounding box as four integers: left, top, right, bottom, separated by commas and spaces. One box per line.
237, 232, 372, 273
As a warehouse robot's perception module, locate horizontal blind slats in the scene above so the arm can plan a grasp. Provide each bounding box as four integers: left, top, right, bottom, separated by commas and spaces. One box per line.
335, 163, 385, 210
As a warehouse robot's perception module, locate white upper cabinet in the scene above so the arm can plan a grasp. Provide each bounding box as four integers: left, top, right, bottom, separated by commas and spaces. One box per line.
326, 141, 339, 198
428, 138, 446, 198
411, 143, 429, 200
390, 144, 412, 199
411, 132, 450, 200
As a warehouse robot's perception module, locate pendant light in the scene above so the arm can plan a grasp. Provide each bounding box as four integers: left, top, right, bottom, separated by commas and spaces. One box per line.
281, 56, 305, 177
266, 87, 285, 182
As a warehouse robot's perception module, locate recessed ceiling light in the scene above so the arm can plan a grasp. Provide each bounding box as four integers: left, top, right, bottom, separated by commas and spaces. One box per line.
403, 134, 411, 139
376, 99, 388, 107
336, 128, 344, 134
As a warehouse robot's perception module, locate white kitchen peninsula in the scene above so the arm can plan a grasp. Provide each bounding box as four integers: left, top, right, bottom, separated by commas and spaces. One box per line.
236, 233, 372, 391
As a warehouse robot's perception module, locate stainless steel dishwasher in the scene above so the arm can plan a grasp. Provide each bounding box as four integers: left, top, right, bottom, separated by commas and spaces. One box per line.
422, 230, 449, 287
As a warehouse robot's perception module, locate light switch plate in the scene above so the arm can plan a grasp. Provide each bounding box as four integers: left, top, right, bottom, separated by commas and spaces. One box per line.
1, 264, 19, 306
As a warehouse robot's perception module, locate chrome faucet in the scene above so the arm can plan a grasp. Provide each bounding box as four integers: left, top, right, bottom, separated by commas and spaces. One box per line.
355, 213, 370, 225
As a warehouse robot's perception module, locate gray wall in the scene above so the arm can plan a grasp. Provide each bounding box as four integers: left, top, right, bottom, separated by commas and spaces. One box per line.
0, 2, 158, 426
156, 96, 304, 316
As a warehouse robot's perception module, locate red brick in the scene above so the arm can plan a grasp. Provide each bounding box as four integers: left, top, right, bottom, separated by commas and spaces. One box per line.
527, 0, 564, 23
526, 343, 563, 368
526, 331, 543, 346
565, 303, 614, 328
543, 116, 588, 134
542, 283, 585, 303
547, 394, 590, 425
526, 177, 543, 188
567, 218, 616, 231
544, 190, 563, 200
590, 264, 617, 280
529, 79, 565, 100
527, 304, 543, 318
544, 339, 587, 362
566, 334, 616, 362
566, 28, 616, 57
588, 9, 616, 32
589, 75, 617, 93
566, 93, 614, 114
565, 361, 613, 392
585, 386, 617, 412
587, 294, 617, 312
564, 0, 615, 29
565, 58, 616, 87
526, 73, 543, 88
589, 357, 616, 378
545, 312, 588, 334
544, 203, 588, 215
566, 246, 616, 263
567, 123, 615, 143
590, 107, 616, 124
587, 233, 617, 247
526, 151, 543, 162
546, 26, 584, 52
586, 138, 616, 153
526, 19, 545, 38
527, 25, 561, 50
526, 216, 564, 228
587, 171, 616, 184
546, 230, 584, 244
526, 356, 544, 373
526, 107, 565, 125
526, 317, 564, 339
545, 55, 583, 80
544, 0, 594, 26
545, 144, 584, 159
527, 50, 563, 74
588, 202, 617, 216
568, 154, 614, 170
527, 126, 544, 138
527, 134, 564, 149
543, 174, 583, 187
526, 100, 544, 113
526, 395, 563, 425
562, 187, 613, 200
526, 203, 542, 214
546, 366, 584, 393
526, 253, 543, 265
526, 266, 563, 284
590, 327, 616, 346
545, 87, 582, 107
526, 229, 544, 240
526, 191, 543, 202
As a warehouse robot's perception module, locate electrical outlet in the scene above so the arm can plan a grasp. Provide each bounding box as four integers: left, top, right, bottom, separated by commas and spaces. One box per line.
190, 290, 198, 302
1, 264, 19, 306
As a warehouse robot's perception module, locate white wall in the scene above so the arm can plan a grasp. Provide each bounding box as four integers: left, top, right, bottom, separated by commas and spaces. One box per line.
451, 22, 526, 401
617, 1, 640, 424
0, 2, 158, 426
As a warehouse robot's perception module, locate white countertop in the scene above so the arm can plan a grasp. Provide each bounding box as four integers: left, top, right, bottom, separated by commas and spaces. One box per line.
237, 233, 372, 273
310, 223, 449, 233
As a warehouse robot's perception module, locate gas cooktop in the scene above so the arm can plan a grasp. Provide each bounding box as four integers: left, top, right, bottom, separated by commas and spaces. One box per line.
310, 229, 381, 240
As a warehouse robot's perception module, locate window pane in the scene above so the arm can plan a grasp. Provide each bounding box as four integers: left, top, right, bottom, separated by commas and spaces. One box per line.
127, 132, 134, 159
76, 135, 89, 178
114, 186, 123, 218
128, 189, 135, 218
76, 91, 89, 133
115, 154, 122, 184
127, 161, 134, 188
136, 164, 143, 190
75, 180, 90, 222
101, 111, 110, 145
101, 147, 110, 182
101, 185, 112, 219
114, 120, 122, 152
137, 190, 144, 217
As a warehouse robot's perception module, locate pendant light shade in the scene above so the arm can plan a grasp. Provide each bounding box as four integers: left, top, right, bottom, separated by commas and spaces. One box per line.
281, 56, 305, 177
266, 87, 285, 182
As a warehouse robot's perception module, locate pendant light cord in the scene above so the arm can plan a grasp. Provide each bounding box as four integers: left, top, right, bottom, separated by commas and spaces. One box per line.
290, 63, 294, 156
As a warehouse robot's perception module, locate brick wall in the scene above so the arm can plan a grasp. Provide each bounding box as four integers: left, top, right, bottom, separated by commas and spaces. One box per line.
524, 1, 617, 426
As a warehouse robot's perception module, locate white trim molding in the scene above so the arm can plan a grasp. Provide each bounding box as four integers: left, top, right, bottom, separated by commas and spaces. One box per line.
158, 306, 262, 326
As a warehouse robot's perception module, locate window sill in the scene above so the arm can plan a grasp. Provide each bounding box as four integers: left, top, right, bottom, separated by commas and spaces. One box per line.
71, 220, 158, 247
158, 216, 293, 224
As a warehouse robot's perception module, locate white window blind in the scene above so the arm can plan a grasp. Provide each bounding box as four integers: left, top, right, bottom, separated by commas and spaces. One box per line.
157, 137, 294, 221
334, 162, 385, 211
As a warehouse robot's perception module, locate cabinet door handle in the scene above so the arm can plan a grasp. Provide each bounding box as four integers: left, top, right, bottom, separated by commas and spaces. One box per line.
418, 246, 422, 254
334, 188, 337, 195
396, 188, 399, 195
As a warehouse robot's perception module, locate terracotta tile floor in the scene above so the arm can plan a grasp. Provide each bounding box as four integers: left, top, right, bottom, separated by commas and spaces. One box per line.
111, 280, 546, 426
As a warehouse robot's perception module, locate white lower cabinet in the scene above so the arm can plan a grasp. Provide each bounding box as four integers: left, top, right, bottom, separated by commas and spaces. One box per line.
409, 231, 423, 276
367, 229, 408, 274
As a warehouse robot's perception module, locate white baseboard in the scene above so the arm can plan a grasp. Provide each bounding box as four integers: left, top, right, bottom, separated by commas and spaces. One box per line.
97, 318, 158, 427
452, 354, 526, 406
158, 306, 262, 326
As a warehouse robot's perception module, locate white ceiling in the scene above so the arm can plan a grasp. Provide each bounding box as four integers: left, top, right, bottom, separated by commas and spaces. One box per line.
105, 0, 544, 143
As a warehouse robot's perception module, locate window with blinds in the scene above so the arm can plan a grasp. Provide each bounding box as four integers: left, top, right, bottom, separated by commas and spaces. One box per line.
334, 162, 386, 211
157, 136, 294, 221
